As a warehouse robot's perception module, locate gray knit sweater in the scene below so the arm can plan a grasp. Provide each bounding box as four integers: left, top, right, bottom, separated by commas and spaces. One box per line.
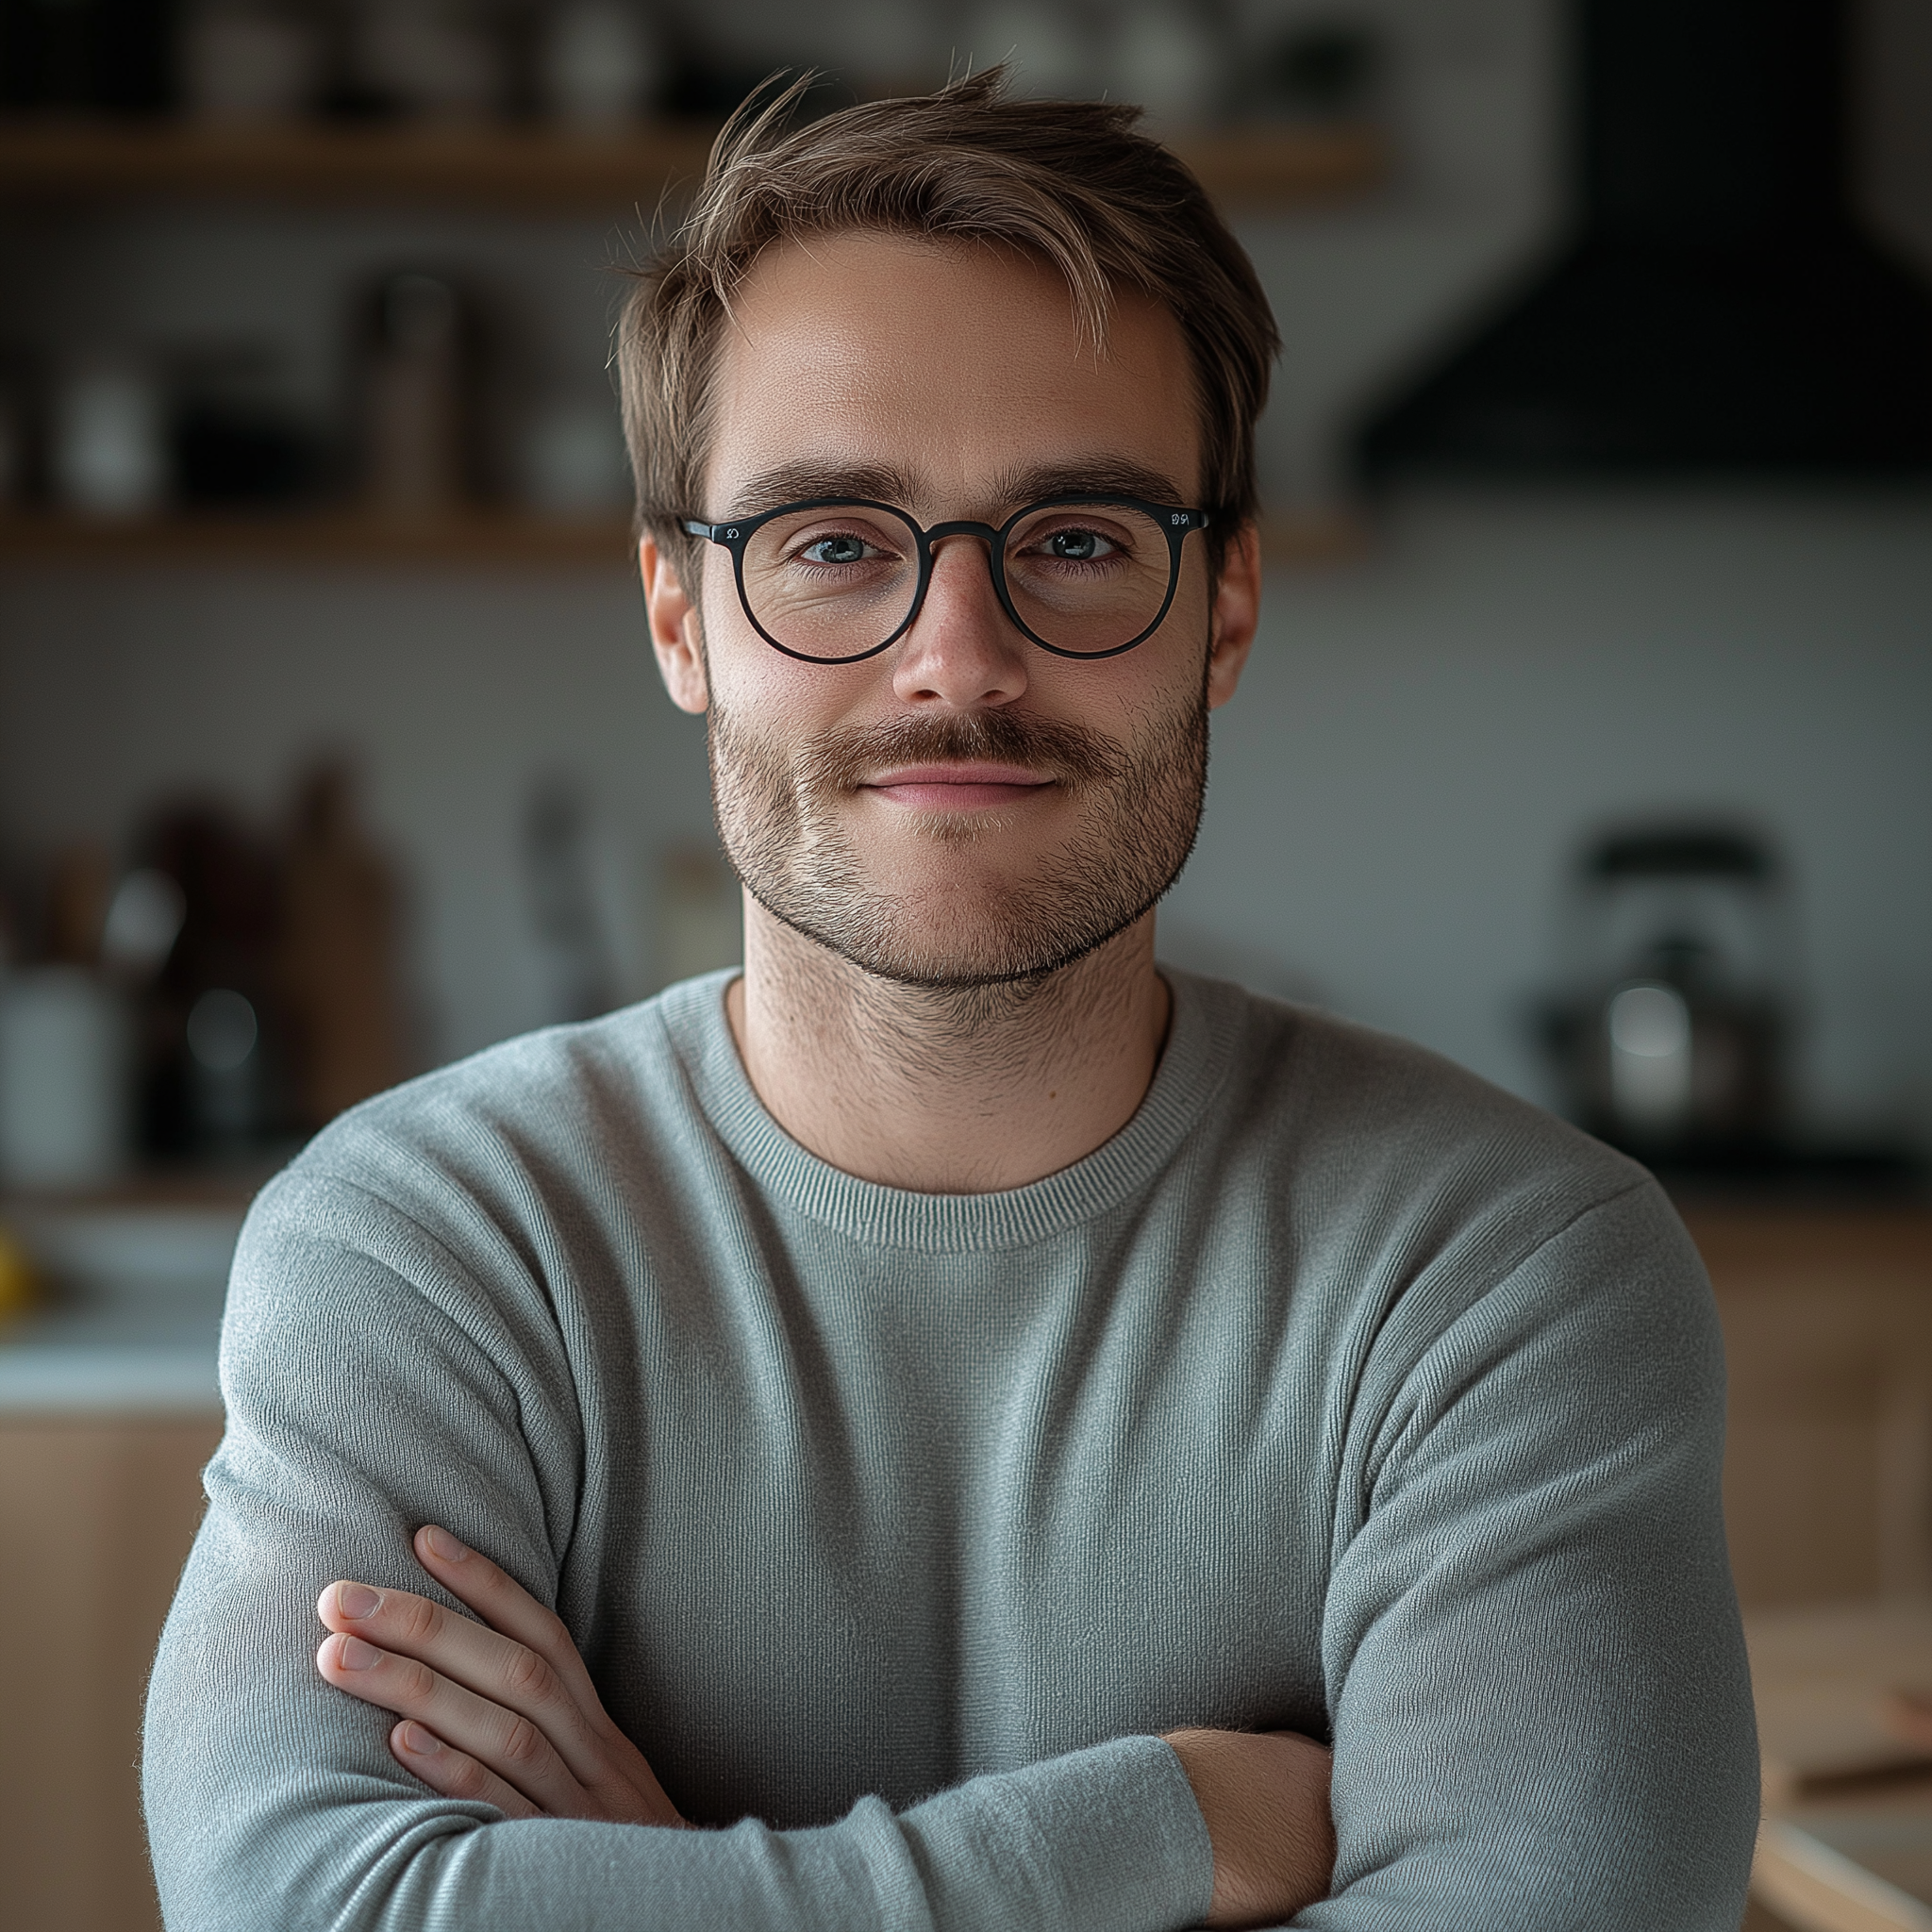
143, 969, 1758, 1930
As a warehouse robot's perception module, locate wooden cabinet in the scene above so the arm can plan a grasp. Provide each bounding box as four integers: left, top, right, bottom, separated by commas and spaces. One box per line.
1692, 1208, 1932, 1932
1686, 1207, 1932, 1610
0, 1416, 223, 1932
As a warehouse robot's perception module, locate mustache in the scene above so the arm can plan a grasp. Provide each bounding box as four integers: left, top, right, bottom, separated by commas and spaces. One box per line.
794, 709, 1129, 794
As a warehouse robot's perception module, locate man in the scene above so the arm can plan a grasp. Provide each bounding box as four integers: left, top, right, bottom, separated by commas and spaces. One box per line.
144, 74, 1759, 1930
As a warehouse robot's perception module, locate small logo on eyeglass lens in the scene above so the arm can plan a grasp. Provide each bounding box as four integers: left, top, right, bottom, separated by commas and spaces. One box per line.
1171, 512, 1187, 525
725, 528, 740, 541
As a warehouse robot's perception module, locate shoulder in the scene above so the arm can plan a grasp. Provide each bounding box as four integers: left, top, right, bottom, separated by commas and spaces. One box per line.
1170, 970, 1700, 1341
1179, 970, 1645, 1207
1172, 983, 1724, 1503
246, 973, 733, 1258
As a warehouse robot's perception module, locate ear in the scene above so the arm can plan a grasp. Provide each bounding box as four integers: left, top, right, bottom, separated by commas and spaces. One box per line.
1205, 520, 1259, 710
641, 533, 709, 715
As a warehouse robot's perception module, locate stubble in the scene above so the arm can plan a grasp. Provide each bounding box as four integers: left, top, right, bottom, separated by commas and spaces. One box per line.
707, 677, 1210, 1012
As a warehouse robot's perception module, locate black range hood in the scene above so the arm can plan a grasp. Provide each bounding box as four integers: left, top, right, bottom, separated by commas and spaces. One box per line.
1358, 0, 1932, 478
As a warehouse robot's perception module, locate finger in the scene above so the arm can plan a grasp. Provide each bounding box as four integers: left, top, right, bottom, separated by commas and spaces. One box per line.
408, 1529, 679, 1820
317, 1569, 684, 1828
391, 1720, 541, 1820
411, 1528, 607, 1712
314, 1629, 590, 1816
316, 1579, 610, 1786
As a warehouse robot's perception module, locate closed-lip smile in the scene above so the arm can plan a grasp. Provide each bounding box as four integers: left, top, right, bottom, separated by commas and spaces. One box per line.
860, 762, 1056, 809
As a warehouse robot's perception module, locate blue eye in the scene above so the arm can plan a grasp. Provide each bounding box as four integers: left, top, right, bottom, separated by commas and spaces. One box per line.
1040, 528, 1120, 561
803, 534, 868, 565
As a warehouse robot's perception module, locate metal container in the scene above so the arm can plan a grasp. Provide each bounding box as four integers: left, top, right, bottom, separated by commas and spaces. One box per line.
1539, 825, 1795, 1158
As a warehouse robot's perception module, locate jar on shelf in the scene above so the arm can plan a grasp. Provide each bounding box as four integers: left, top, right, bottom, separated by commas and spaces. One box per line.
177, 0, 329, 122
51, 355, 171, 520
358, 271, 481, 515
346, 0, 508, 121
537, 0, 665, 128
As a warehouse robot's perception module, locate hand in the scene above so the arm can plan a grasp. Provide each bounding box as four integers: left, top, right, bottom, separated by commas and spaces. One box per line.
316, 1524, 684, 1827
1162, 1727, 1335, 1929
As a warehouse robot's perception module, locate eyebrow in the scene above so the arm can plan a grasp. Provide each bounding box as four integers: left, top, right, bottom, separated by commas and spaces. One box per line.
720, 462, 923, 520
991, 460, 1193, 511
713, 458, 1195, 524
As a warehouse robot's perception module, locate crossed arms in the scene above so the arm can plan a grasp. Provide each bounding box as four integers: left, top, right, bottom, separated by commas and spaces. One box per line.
144, 1157, 1762, 1931
314, 1524, 1336, 1928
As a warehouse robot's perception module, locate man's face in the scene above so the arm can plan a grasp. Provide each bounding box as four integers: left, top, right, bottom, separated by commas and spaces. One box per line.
647, 229, 1255, 988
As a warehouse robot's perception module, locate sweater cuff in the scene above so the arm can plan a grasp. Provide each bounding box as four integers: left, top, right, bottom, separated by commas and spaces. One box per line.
897, 1733, 1215, 1932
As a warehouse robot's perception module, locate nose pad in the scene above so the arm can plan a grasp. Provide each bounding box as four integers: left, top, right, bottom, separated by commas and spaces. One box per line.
918, 531, 1008, 626
892, 532, 1029, 704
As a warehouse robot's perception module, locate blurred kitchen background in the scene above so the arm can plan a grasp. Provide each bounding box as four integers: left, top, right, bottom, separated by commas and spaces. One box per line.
0, 3, 1929, 1928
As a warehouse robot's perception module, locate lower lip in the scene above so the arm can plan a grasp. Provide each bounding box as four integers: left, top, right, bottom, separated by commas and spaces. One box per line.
866, 781, 1053, 810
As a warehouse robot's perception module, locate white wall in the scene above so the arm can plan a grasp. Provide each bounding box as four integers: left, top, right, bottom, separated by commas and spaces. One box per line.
1168, 489, 1932, 1145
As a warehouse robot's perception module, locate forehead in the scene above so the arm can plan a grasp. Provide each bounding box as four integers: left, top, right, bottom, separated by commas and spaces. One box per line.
703, 229, 1202, 514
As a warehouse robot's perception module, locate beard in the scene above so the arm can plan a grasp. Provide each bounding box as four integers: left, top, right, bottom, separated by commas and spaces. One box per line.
708, 676, 1209, 991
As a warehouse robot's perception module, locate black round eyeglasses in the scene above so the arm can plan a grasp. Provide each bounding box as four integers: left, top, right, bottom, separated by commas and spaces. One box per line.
681, 494, 1211, 665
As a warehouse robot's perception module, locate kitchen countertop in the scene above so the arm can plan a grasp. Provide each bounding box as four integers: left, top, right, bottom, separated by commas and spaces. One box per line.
1746, 1597, 1932, 1931
0, 1197, 238, 1414
0, 1297, 223, 1411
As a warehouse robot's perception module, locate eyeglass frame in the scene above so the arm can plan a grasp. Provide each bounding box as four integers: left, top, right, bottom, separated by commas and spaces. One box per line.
680, 493, 1212, 666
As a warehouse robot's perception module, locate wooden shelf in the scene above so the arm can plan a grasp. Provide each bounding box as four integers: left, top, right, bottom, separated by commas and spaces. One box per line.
0, 118, 719, 212
0, 508, 639, 566
1178, 123, 1389, 208
1259, 508, 1369, 564
0, 116, 1385, 214
0, 506, 1367, 569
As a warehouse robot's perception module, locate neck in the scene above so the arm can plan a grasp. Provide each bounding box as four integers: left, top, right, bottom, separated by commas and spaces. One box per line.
725, 894, 1173, 1192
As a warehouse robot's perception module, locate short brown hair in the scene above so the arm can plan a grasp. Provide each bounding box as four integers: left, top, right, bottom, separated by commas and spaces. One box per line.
617, 69, 1279, 574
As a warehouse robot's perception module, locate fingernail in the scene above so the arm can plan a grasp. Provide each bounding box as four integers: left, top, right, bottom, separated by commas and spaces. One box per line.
422, 1525, 467, 1562
336, 1583, 380, 1620
397, 1723, 441, 1756
336, 1635, 382, 1671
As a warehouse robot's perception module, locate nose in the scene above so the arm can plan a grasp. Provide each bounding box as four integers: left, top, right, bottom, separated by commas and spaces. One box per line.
889, 533, 1030, 710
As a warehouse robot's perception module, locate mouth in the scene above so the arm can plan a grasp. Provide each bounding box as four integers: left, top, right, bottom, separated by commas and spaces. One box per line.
858, 762, 1058, 812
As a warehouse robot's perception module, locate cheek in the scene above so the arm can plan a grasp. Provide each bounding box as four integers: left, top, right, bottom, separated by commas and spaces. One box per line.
1031, 637, 1201, 738
697, 564, 791, 709
701, 605, 886, 733
1175, 551, 1216, 627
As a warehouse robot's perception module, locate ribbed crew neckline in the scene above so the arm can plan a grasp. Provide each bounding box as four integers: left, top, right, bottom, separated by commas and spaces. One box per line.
656, 966, 1242, 1252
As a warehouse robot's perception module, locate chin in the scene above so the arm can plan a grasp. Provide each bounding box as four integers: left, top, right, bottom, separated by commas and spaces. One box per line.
875, 802, 1058, 852
810, 871, 1152, 990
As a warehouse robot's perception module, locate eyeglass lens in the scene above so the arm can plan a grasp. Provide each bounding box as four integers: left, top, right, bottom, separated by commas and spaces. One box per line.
738, 502, 1179, 660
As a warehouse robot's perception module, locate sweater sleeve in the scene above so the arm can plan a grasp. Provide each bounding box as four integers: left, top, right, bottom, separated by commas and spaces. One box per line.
1302, 1182, 1759, 1932
141, 1168, 1214, 1932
